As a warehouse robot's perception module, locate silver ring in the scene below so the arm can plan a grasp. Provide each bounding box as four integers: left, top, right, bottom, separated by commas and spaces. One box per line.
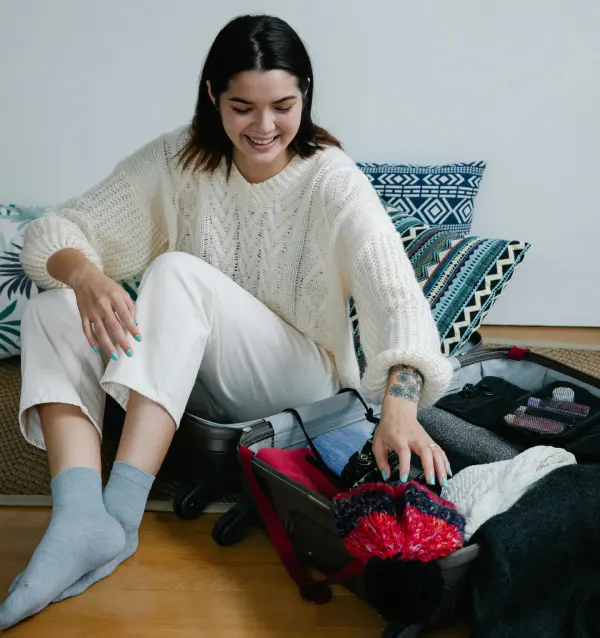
429, 443, 438, 449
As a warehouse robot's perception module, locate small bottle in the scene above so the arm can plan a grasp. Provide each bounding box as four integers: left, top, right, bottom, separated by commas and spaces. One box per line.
527, 397, 589, 418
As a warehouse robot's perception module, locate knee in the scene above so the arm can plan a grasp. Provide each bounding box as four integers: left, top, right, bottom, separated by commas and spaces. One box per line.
22, 289, 76, 328
141, 252, 216, 287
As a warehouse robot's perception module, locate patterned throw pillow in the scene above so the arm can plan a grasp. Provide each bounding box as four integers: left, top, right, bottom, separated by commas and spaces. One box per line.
351, 211, 530, 372
0, 205, 52, 358
0, 205, 143, 360
358, 161, 486, 234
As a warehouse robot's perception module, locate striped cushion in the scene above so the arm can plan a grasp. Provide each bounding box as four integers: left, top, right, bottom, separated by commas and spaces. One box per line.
351, 212, 530, 371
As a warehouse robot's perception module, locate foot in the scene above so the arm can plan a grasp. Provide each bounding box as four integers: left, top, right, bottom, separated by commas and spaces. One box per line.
0, 468, 125, 630
52, 460, 154, 602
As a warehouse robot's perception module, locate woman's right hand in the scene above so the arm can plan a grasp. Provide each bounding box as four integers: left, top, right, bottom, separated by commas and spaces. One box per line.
47, 249, 141, 358
73, 266, 141, 358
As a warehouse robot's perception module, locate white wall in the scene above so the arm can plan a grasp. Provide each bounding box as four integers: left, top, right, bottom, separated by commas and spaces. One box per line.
1, 0, 599, 326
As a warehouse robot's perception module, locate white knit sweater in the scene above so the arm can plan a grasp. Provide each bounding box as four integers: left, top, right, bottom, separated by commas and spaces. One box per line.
21, 127, 452, 406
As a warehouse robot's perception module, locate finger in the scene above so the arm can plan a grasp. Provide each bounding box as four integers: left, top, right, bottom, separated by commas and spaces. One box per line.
432, 447, 449, 487
93, 317, 119, 360
82, 317, 100, 355
102, 304, 133, 357
397, 444, 411, 483
418, 445, 436, 486
372, 434, 391, 481
442, 451, 453, 478
114, 297, 140, 343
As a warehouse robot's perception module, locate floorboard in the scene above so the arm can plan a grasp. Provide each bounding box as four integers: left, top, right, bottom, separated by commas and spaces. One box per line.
0, 509, 468, 637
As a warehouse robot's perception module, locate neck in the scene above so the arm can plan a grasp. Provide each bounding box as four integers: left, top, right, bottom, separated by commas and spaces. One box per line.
233, 148, 294, 184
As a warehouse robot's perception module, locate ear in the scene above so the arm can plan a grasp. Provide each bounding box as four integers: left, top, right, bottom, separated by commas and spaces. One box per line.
206, 81, 217, 107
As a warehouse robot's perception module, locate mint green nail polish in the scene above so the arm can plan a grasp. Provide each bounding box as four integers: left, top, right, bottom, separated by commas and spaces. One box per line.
381, 471, 387, 481
429, 475, 436, 485
111, 352, 118, 361
400, 473, 408, 483
92, 345, 99, 355
449, 467, 453, 478
443, 478, 449, 488
135, 335, 142, 342
134, 317, 139, 325
126, 349, 133, 358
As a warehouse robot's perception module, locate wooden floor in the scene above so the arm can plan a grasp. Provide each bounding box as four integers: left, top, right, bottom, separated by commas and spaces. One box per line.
0, 508, 468, 637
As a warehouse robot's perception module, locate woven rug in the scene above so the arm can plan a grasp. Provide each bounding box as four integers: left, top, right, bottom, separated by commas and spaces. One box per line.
484, 343, 600, 378
1, 345, 599, 508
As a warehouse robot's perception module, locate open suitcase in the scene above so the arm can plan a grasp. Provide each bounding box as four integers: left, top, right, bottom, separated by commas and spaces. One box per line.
216, 342, 600, 637
164, 332, 484, 523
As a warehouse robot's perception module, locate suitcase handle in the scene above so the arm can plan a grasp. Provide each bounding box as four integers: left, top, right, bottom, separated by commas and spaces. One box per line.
239, 445, 365, 604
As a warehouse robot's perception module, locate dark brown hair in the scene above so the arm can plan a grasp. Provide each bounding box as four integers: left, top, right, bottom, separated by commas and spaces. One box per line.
178, 14, 341, 174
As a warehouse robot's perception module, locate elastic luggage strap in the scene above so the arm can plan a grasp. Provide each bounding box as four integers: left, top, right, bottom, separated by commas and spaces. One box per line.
239, 445, 365, 604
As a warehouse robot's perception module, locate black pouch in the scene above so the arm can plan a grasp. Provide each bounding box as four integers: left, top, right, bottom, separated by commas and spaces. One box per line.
436, 376, 528, 434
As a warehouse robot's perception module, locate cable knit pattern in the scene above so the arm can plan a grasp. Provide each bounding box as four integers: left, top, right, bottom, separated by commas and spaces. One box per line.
441, 446, 576, 541
21, 126, 452, 405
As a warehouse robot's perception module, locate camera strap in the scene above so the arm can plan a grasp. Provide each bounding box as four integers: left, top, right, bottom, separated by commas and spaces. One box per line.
285, 388, 379, 488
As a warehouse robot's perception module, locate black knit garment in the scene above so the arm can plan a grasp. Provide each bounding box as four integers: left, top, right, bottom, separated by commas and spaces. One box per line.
470, 464, 600, 638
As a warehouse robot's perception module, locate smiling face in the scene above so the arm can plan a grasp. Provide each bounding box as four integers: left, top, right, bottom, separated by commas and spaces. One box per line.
208, 69, 303, 181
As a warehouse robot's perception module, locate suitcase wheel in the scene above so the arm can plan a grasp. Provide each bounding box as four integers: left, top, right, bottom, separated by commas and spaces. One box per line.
173, 481, 211, 520
212, 499, 256, 547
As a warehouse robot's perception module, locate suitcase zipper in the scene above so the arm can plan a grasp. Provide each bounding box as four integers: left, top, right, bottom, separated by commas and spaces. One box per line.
455, 347, 600, 387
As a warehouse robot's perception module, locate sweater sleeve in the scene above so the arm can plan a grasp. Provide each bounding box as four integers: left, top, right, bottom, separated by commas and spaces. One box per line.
323, 156, 453, 407
21, 131, 181, 289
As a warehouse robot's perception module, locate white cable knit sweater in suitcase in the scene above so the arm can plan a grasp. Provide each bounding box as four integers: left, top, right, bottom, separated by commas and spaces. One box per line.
20, 126, 452, 406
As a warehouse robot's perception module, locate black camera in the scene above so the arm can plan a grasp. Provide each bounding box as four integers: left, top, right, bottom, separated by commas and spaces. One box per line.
340, 436, 440, 494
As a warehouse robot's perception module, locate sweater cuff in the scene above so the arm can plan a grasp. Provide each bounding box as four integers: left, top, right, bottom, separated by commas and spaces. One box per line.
21, 219, 103, 290
360, 348, 454, 408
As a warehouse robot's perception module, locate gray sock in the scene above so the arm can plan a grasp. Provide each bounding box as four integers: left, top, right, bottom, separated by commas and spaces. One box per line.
0, 467, 125, 630
52, 460, 155, 602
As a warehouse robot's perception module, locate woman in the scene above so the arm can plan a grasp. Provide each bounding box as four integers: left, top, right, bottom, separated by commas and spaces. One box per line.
0, 14, 453, 629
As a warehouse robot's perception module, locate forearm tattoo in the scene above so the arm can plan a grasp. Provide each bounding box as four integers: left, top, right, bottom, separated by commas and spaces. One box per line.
388, 365, 423, 403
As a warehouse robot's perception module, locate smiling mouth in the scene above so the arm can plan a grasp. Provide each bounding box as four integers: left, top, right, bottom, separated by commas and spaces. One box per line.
245, 135, 279, 149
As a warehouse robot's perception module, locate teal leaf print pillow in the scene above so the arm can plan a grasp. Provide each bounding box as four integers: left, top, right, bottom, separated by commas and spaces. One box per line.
0, 204, 147, 359
0, 204, 51, 358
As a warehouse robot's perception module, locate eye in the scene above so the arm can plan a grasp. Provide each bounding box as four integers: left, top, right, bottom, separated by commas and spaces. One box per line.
232, 107, 252, 115
275, 105, 294, 113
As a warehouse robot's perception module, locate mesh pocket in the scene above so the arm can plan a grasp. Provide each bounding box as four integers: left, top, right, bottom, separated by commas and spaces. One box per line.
504, 383, 597, 436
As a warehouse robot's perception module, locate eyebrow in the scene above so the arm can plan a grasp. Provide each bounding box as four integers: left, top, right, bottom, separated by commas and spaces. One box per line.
228, 95, 298, 105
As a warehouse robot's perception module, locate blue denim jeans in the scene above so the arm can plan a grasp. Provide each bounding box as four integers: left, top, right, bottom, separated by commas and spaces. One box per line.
312, 420, 373, 476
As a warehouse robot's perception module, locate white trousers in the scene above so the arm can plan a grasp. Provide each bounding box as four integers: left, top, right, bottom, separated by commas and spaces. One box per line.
19, 252, 339, 450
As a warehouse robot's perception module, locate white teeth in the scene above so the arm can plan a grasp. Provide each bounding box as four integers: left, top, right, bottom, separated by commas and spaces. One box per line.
248, 136, 275, 145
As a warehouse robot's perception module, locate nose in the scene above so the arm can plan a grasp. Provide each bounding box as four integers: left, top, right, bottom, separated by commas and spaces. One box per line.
255, 109, 276, 134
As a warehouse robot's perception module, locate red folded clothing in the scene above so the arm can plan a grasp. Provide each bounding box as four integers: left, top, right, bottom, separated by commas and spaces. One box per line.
256, 447, 340, 499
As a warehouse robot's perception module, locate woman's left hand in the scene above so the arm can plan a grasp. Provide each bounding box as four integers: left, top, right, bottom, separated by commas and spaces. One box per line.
371, 366, 451, 487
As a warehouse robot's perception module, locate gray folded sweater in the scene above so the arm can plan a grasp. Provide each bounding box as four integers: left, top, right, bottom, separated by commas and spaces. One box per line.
417, 407, 523, 472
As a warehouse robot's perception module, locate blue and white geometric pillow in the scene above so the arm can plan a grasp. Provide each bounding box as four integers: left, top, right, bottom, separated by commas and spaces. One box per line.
358, 161, 486, 235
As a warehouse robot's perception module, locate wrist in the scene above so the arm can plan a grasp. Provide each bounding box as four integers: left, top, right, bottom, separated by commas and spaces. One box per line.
49, 249, 98, 289
385, 365, 423, 407
382, 393, 418, 416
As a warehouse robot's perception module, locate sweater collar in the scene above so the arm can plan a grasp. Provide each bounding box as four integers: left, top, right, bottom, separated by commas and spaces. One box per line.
223, 151, 320, 202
